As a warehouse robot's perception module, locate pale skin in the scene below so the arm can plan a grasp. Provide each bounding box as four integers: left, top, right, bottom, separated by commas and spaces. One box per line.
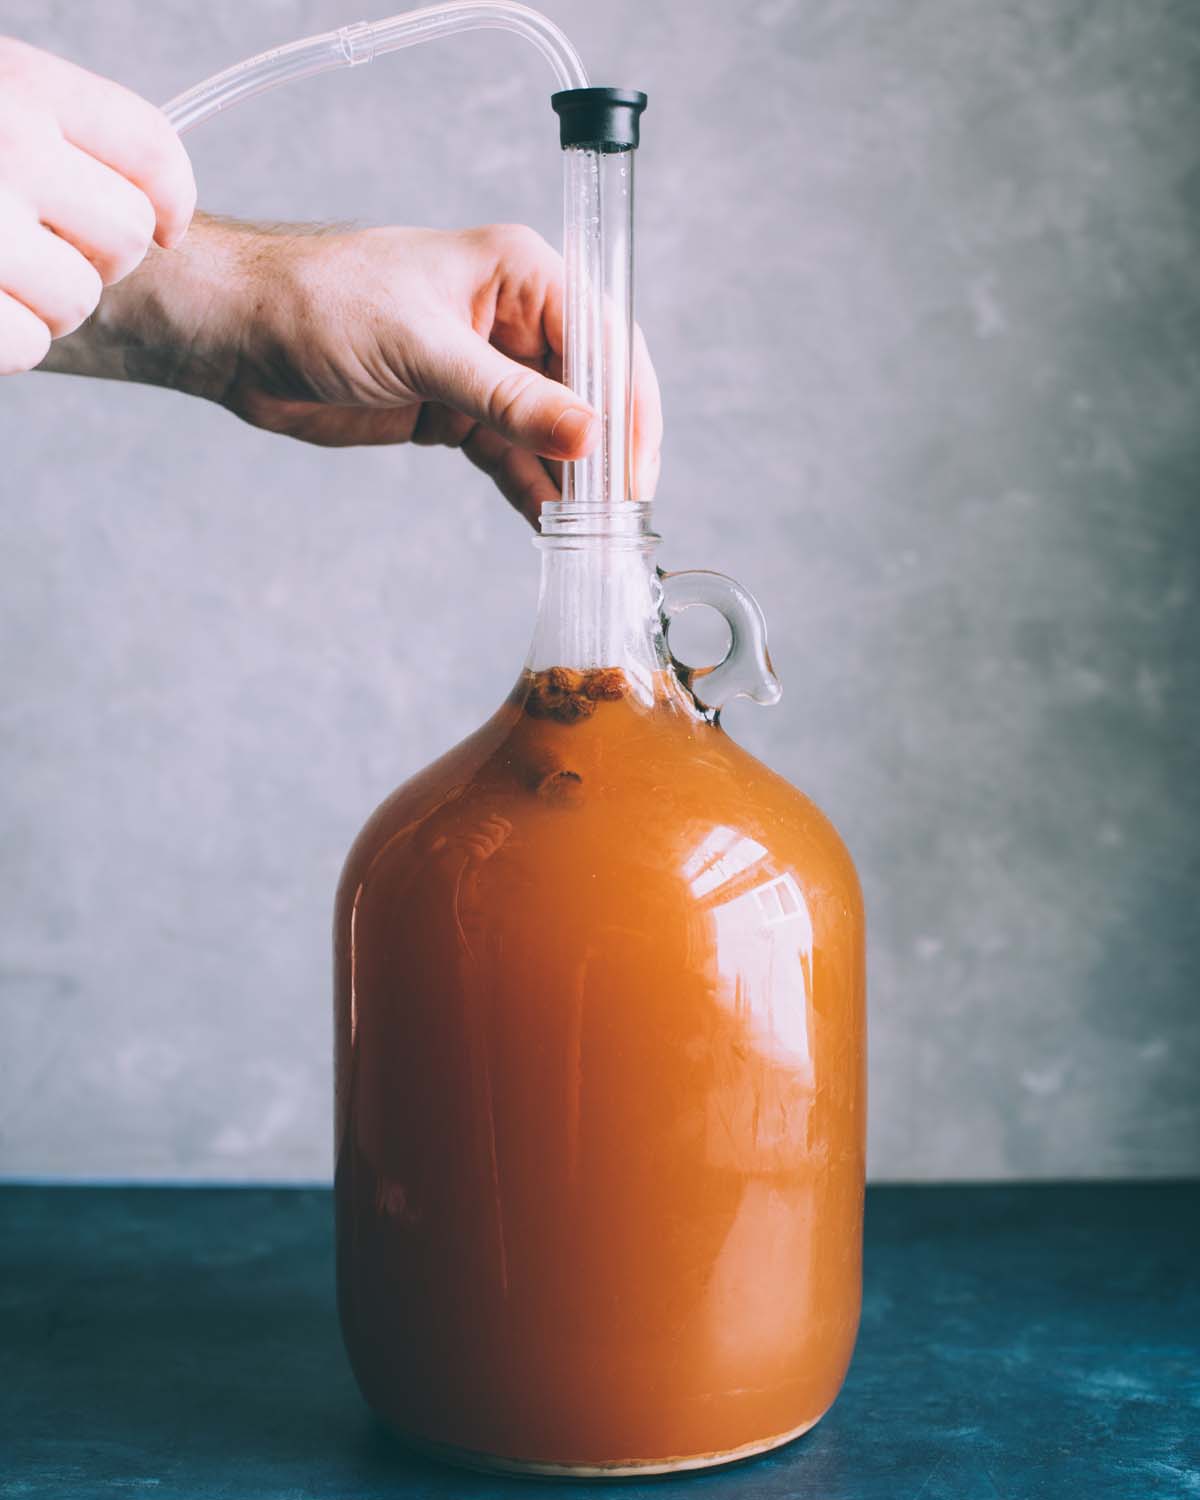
0, 37, 663, 524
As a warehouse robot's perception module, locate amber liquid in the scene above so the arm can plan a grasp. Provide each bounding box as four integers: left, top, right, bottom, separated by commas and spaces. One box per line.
334, 669, 865, 1472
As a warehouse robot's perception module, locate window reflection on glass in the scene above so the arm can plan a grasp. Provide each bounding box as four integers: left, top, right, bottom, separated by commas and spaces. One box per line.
683, 826, 822, 1344
682, 826, 768, 898
709, 870, 813, 1075
683, 826, 817, 1173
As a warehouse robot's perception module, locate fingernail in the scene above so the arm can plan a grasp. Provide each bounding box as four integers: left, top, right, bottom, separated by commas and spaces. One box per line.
548, 406, 599, 457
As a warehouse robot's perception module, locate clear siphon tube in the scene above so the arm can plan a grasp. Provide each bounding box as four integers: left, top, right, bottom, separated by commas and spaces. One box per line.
161, 3, 587, 132
561, 146, 635, 505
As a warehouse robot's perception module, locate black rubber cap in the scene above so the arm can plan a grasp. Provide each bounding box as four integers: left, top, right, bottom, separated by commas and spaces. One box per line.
551, 87, 648, 152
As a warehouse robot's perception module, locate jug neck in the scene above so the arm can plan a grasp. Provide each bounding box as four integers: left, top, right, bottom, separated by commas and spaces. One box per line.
525, 502, 672, 690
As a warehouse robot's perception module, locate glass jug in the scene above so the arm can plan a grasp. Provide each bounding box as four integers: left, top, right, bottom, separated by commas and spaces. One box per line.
333, 502, 865, 1476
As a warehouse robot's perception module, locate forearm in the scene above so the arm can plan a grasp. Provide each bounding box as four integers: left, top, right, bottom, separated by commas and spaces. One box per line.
37, 212, 261, 401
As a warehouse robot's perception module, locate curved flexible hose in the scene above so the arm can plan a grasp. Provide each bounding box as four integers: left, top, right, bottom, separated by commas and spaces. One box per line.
161, 1, 587, 132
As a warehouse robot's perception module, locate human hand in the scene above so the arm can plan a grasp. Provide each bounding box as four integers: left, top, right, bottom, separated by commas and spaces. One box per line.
216, 220, 662, 522
0, 37, 196, 374
42, 214, 662, 524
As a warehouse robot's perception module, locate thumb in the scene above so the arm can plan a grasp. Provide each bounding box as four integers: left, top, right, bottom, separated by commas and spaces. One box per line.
418, 322, 599, 460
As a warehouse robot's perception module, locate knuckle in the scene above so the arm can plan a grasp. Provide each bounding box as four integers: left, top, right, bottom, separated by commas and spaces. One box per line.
0, 183, 32, 232
500, 222, 547, 257
134, 116, 175, 173
0, 35, 39, 85
126, 185, 157, 243
478, 222, 547, 262
79, 254, 104, 301
0, 121, 54, 186
59, 261, 103, 334
98, 188, 156, 281
487, 365, 539, 430
100, 241, 147, 286
138, 119, 195, 202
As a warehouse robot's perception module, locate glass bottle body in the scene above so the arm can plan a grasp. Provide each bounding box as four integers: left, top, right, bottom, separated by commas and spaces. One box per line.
333, 519, 865, 1475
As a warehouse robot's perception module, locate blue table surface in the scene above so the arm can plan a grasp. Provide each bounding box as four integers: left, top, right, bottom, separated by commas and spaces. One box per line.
1, 1182, 1196, 1499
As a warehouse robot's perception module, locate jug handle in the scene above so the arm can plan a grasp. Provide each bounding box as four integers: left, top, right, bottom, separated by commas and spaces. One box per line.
658, 568, 782, 713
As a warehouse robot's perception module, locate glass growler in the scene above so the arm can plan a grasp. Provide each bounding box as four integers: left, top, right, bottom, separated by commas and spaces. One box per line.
333, 84, 865, 1477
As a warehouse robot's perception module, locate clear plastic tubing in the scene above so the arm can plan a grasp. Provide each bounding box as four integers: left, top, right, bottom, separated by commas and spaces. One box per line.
160, 4, 634, 508
161, 4, 587, 130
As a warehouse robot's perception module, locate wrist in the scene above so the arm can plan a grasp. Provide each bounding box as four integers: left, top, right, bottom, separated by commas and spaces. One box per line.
39, 212, 255, 401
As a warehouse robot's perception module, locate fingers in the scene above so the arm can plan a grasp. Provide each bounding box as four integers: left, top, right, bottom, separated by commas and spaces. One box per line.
0, 290, 51, 374
481, 223, 565, 363
0, 207, 103, 338
56, 94, 195, 251
0, 38, 194, 373
232, 385, 557, 526
416, 320, 599, 461
462, 424, 561, 528
34, 142, 158, 285
0, 38, 195, 249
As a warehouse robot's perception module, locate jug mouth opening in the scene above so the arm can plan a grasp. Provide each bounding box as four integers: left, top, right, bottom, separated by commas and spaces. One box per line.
536, 501, 660, 549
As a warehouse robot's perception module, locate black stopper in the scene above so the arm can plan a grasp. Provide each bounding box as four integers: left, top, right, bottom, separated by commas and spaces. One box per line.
550, 87, 648, 152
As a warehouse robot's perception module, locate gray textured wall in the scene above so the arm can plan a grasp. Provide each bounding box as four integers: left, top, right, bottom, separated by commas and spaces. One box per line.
1, 0, 1197, 1182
